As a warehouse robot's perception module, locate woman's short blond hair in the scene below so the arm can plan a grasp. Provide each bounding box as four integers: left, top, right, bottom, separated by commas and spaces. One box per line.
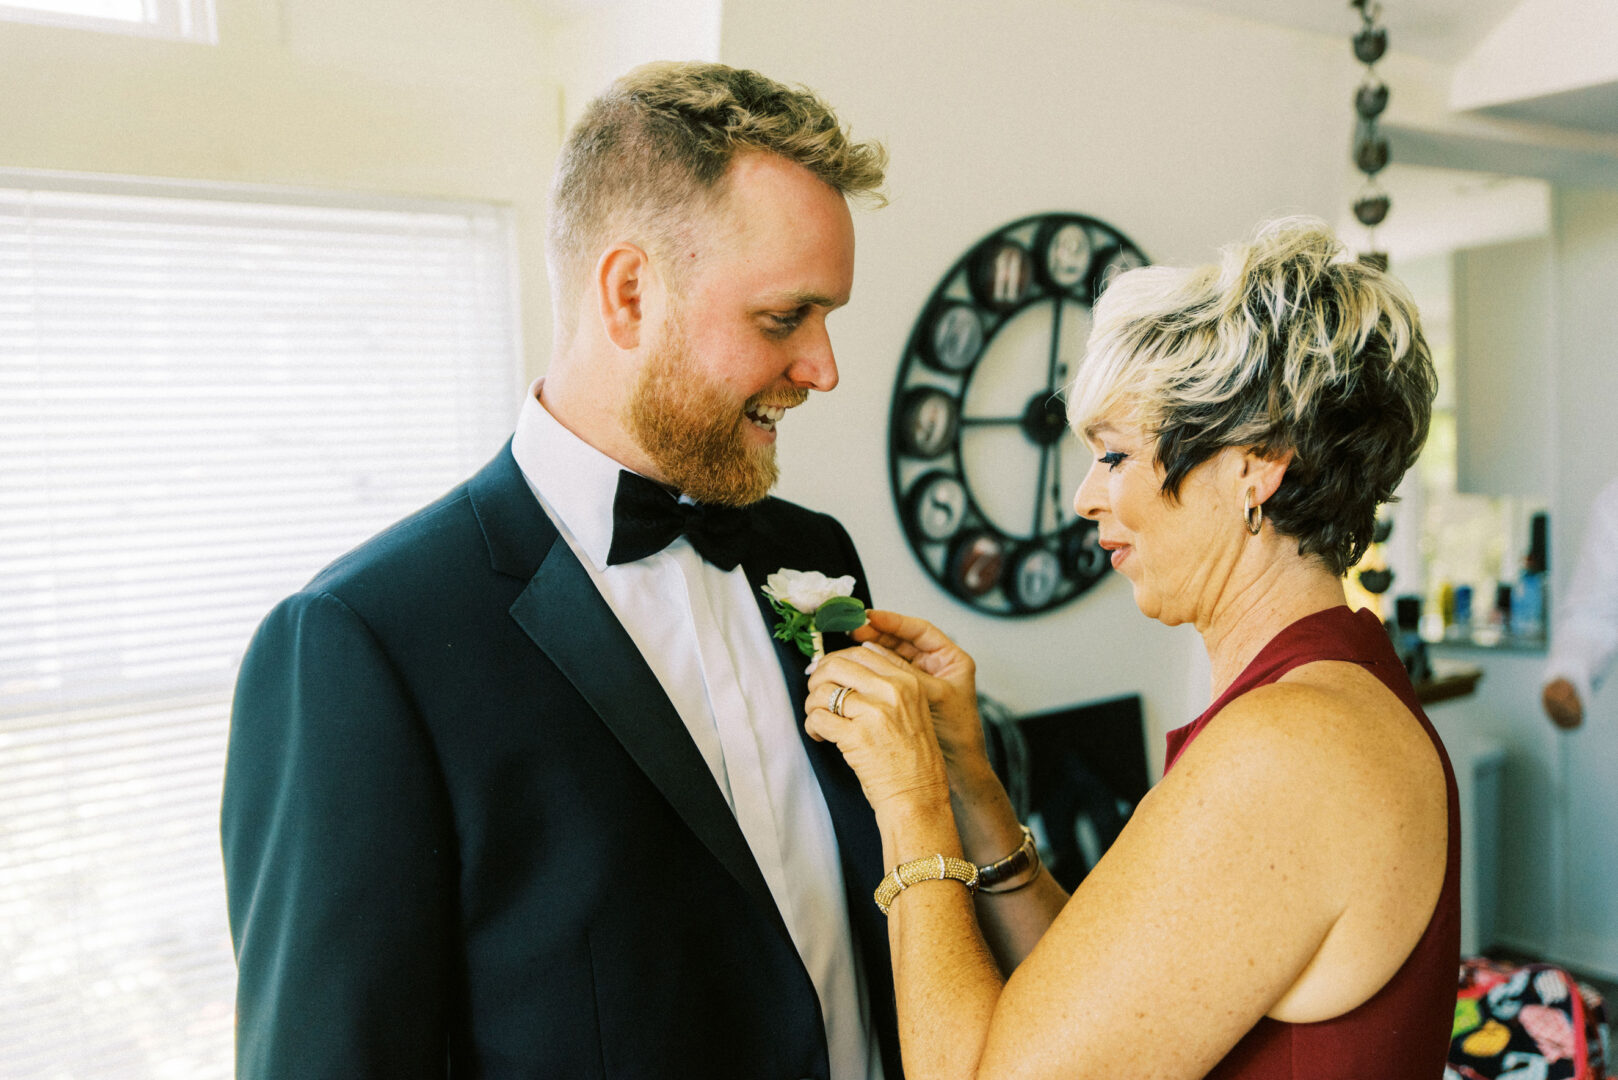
1066, 217, 1436, 575
546, 61, 887, 342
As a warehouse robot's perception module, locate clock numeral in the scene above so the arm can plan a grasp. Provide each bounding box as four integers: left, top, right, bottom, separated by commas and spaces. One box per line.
1089, 244, 1147, 299
906, 473, 969, 542
1009, 547, 1062, 610
1062, 522, 1109, 582
924, 303, 984, 373
897, 389, 960, 460
1041, 221, 1093, 292
992, 246, 1026, 305
970, 241, 1034, 312
949, 531, 1006, 599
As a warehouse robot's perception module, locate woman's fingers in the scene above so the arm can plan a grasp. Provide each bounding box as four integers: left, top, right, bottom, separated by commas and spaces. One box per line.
809, 651, 912, 707
803, 654, 952, 816
850, 641, 950, 697
849, 624, 920, 662
863, 609, 959, 655
806, 677, 878, 717
803, 705, 849, 744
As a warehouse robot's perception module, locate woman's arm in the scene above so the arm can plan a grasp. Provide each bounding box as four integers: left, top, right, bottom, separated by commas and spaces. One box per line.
848, 612, 1068, 967
805, 640, 1007, 1079
809, 644, 1419, 1080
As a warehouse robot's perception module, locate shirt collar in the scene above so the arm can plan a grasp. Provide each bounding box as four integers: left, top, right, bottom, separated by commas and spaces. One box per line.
510, 379, 633, 573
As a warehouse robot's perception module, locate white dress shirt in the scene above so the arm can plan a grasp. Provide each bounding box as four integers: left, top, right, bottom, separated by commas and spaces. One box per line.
1547, 477, 1618, 708
510, 382, 880, 1080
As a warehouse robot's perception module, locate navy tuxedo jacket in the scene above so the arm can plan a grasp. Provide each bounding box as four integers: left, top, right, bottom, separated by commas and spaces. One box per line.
222, 444, 902, 1080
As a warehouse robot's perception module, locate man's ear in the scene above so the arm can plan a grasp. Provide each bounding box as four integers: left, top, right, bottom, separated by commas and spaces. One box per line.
596, 243, 650, 351
1240, 446, 1294, 505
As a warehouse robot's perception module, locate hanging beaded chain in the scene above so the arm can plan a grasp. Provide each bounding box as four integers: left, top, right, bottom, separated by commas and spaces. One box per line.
1350, 0, 1392, 270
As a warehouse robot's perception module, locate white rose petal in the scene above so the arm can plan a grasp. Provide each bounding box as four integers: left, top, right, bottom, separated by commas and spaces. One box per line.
763, 568, 855, 612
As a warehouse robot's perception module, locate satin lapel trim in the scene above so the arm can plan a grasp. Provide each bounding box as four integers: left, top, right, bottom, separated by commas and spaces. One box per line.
511, 541, 779, 920
742, 535, 890, 997
740, 546, 884, 877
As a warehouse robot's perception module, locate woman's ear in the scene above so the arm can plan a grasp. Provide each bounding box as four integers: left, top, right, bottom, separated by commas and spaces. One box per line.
595, 243, 650, 350
1240, 446, 1294, 505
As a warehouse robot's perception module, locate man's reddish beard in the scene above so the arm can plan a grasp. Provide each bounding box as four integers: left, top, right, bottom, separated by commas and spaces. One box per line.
626, 312, 807, 507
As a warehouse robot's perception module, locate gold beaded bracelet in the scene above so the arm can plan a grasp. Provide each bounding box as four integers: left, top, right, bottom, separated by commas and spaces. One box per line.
873, 853, 979, 915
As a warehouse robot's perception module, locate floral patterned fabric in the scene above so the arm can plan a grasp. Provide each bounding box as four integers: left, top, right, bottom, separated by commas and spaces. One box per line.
1449, 958, 1612, 1080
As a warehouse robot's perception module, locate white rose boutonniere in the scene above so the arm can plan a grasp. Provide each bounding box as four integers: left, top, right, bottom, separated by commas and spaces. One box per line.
762, 568, 868, 672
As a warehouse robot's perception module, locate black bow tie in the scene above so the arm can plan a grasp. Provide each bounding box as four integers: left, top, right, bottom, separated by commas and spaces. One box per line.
606, 470, 752, 571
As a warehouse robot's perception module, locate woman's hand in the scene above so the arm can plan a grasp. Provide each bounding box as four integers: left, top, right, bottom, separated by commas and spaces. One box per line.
850, 610, 988, 778
805, 643, 952, 827
841, 612, 1027, 869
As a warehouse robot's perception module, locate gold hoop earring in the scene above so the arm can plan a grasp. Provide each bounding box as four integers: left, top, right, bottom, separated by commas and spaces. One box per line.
1244, 487, 1263, 535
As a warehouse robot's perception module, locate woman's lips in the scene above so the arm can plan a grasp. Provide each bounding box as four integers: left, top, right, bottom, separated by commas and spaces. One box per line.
1098, 539, 1129, 570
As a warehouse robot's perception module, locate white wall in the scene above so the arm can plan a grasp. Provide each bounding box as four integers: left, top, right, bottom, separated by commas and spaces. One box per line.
1546, 187, 1618, 974
719, 0, 1357, 760
1552, 188, 1618, 565
1454, 237, 1555, 498
550, 0, 722, 132
0, 0, 563, 378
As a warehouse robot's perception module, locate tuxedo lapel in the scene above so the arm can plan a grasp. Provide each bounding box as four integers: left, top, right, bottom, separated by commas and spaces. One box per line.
472, 446, 780, 925
741, 517, 904, 1079
511, 545, 782, 923
739, 520, 887, 937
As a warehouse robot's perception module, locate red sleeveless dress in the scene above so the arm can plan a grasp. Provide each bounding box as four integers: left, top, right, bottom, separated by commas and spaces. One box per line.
1163, 605, 1461, 1079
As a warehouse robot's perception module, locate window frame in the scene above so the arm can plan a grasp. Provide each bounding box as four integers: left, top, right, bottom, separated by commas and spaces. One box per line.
0, 0, 217, 44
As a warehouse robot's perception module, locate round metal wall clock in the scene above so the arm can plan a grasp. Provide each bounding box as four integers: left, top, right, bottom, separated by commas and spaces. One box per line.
888, 212, 1149, 617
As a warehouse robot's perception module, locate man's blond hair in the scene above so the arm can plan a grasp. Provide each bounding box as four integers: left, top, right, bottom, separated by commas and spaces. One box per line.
545, 61, 887, 344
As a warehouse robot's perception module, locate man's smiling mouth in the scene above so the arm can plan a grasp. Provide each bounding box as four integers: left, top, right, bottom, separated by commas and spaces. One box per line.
746, 403, 787, 431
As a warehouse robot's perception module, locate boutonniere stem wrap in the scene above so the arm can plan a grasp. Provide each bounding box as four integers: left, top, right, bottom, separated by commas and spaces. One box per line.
762, 569, 867, 672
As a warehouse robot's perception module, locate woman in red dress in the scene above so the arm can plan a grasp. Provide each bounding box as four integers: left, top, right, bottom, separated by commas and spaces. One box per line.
807, 218, 1455, 1079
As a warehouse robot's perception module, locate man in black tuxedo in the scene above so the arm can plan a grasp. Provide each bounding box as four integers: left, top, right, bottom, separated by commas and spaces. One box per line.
221, 62, 898, 1079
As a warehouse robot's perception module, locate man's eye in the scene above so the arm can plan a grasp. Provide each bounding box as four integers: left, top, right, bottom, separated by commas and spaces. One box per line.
765, 314, 801, 334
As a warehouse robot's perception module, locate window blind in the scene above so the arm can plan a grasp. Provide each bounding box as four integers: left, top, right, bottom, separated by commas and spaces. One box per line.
0, 176, 522, 1078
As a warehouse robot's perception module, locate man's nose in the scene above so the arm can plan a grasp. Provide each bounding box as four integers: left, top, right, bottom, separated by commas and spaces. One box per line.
788, 323, 838, 392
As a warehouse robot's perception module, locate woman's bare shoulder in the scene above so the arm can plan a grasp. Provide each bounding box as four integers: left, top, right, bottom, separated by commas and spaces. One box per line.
1200, 662, 1438, 784
1193, 664, 1448, 1021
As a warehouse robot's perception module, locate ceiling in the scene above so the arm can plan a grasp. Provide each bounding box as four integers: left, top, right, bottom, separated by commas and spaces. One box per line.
1162, 0, 1524, 64
531, 0, 1526, 65
530, 1, 1616, 141
1480, 80, 1618, 136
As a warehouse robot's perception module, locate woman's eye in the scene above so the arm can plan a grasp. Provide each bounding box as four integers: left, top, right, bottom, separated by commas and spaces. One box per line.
1099, 450, 1128, 470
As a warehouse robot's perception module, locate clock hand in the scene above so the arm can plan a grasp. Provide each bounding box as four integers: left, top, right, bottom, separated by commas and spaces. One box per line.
1033, 441, 1053, 537
1046, 297, 1065, 391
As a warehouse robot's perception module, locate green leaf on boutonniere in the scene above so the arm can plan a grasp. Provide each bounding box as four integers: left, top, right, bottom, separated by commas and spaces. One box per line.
767, 596, 818, 656
813, 595, 867, 633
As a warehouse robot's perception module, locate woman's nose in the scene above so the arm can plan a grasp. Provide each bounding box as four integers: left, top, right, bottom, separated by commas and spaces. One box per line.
1073, 459, 1107, 521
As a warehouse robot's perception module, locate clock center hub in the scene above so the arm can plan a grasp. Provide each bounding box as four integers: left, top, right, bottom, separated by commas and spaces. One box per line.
1020, 391, 1069, 447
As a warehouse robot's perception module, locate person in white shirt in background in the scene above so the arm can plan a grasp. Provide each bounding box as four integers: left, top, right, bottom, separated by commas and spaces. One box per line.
1543, 477, 1618, 729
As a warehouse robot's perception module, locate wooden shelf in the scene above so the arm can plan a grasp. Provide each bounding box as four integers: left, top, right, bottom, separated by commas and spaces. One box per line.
1415, 668, 1483, 706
